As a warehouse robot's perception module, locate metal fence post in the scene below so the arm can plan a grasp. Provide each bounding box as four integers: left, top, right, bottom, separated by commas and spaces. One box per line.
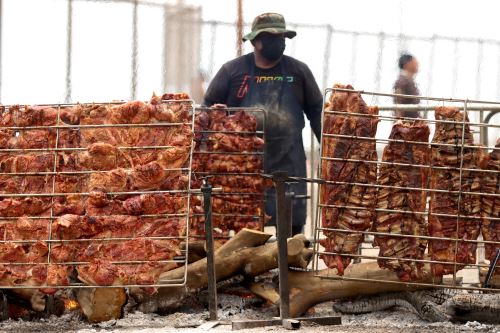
65, 0, 73, 103
202, 179, 218, 321
131, 0, 138, 100
272, 171, 290, 320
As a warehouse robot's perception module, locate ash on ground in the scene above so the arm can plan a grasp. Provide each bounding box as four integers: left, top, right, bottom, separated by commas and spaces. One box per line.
1, 293, 499, 333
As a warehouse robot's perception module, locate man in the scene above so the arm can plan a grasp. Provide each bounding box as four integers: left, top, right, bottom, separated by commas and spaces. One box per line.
393, 53, 421, 118
204, 13, 323, 235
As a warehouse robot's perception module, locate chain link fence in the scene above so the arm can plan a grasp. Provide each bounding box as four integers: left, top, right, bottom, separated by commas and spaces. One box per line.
2, 0, 500, 103
2, 0, 500, 104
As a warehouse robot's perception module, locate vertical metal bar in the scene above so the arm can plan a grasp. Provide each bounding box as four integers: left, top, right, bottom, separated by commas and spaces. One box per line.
452, 100, 468, 284
288, 23, 298, 57
0, 0, 3, 104
207, 21, 217, 78
424, 35, 436, 119
350, 32, 358, 85
202, 179, 217, 321
285, 191, 293, 237
161, 4, 168, 93
313, 89, 329, 274
272, 171, 290, 319
496, 43, 500, 101
312, 24, 332, 237
483, 249, 500, 288
451, 38, 459, 97
475, 40, 483, 100
236, 0, 243, 57
321, 25, 333, 91
476, 41, 484, 144
479, 109, 486, 146
65, 0, 73, 103
309, 129, 316, 237
0, 291, 7, 321
374, 32, 385, 102
131, 0, 138, 100
47, 106, 61, 269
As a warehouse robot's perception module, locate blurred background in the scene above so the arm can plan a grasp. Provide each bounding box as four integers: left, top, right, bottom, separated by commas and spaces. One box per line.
2, 0, 500, 103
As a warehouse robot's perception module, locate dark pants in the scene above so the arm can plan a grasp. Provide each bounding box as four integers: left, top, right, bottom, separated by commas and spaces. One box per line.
265, 182, 307, 235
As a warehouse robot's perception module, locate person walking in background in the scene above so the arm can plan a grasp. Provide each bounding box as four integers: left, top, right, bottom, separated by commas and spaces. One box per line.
393, 53, 421, 118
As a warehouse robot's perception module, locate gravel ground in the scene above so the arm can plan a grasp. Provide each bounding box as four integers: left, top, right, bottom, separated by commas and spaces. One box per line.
1, 293, 499, 333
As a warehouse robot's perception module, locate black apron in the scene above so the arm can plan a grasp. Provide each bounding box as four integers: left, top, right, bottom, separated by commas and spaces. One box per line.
240, 55, 307, 228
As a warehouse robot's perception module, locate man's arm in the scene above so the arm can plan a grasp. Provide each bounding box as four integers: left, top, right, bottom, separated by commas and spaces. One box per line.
203, 65, 230, 106
302, 65, 323, 142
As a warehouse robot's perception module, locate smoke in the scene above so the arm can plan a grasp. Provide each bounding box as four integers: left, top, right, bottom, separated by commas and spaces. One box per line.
251, 89, 295, 138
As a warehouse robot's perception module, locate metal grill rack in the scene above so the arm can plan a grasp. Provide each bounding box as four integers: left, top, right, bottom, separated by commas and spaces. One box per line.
0, 98, 196, 290
313, 87, 500, 291
190, 107, 267, 240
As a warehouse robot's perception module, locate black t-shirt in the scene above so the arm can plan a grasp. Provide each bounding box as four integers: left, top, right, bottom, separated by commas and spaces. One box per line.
204, 53, 323, 141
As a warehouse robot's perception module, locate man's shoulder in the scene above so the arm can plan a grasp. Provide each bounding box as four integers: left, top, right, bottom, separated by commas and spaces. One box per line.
283, 55, 310, 71
222, 54, 251, 71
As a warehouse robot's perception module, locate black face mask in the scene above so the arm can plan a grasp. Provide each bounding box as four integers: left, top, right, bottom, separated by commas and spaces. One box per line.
258, 35, 285, 62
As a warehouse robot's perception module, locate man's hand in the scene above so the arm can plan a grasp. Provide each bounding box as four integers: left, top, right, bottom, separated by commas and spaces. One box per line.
210, 103, 227, 109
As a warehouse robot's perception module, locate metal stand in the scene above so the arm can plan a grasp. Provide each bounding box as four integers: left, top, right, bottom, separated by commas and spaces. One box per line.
483, 249, 500, 288
273, 171, 291, 320
232, 172, 341, 330
202, 178, 218, 321
0, 291, 7, 321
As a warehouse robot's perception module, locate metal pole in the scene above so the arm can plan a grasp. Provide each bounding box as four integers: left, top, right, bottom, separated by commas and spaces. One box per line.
475, 40, 484, 100
451, 38, 459, 97
496, 42, 500, 101
483, 249, 500, 288
374, 32, 385, 102
236, 0, 243, 57
424, 35, 436, 120
0, 291, 6, 321
131, 0, 138, 100
312, 24, 333, 236
202, 179, 218, 321
65, 0, 73, 103
350, 32, 358, 85
272, 171, 290, 319
321, 25, 333, 91
207, 22, 217, 78
285, 191, 293, 237
0, 0, 2, 104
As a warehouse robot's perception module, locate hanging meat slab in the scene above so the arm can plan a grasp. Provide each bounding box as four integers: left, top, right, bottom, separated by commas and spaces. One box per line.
373, 120, 430, 281
481, 138, 500, 273
428, 106, 482, 277
319, 84, 379, 275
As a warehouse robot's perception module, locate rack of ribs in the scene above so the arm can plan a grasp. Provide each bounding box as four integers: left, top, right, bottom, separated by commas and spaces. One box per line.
319, 84, 379, 275
373, 120, 430, 281
429, 106, 482, 277
481, 138, 500, 273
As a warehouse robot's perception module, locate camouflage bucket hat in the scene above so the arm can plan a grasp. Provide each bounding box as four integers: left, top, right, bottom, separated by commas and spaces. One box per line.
243, 13, 296, 42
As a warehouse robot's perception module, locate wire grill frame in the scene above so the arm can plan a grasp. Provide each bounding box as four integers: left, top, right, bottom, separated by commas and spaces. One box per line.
0, 98, 197, 290
312, 87, 500, 291
190, 106, 267, 240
